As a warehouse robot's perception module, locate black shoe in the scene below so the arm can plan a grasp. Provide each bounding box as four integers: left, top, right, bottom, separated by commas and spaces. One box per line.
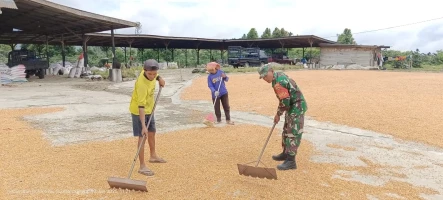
272, 152, 287, 161
277, 156, 297, 170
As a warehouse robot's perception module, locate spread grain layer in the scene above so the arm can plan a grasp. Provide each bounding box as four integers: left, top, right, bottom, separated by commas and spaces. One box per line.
0, 108, 436, 199
181, 70, 443, 148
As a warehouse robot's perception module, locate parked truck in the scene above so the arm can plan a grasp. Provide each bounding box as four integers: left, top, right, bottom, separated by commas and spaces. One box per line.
227, 46, 268, 68
268, 53, 295, 65
7, 49, 48, 79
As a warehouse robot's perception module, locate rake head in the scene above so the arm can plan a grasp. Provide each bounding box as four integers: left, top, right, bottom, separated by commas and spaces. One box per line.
107, 177, 148, 192
205, 113, 215, 122
203, 114, 215, 127
237, 164, 278, 180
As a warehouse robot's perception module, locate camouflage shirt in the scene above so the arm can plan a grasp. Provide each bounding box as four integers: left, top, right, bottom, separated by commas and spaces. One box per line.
272, 72, 308, 116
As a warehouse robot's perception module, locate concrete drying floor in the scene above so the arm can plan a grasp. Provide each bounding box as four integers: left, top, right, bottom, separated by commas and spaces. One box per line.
0, 68, 442, 199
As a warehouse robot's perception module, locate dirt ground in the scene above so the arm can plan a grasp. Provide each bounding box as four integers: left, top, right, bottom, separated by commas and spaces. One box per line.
0, 107, 436, 199
1, 69, 442, 199
181, 70, 443, 149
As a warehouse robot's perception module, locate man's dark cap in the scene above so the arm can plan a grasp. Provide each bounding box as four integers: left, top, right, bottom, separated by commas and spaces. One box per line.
143, 59, 159, 71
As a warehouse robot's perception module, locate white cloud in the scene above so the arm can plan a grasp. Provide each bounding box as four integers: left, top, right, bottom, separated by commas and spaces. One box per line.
50, 0, 443, 52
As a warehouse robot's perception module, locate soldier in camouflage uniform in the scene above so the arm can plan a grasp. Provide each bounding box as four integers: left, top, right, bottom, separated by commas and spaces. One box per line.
258, 64, 308, 170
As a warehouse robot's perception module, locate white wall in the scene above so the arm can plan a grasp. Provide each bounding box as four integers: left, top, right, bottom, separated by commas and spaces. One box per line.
320, 47, 374, 67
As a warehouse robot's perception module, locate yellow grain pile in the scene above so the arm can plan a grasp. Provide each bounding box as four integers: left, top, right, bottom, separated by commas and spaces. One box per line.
0, 108, 436, 199
181, 70, 443, 148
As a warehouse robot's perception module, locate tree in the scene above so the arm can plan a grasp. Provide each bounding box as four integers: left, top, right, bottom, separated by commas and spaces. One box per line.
100, 46, 110, 58
280, 28, 289, 37
261, 28, 272, 39
337, 28, 356, 44
272, 27, 281, 38
241, 34, 247, 39
246, 28, 258, 39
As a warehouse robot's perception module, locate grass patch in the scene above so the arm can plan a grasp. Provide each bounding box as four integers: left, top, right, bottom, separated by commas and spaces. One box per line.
384, 64, 443, 72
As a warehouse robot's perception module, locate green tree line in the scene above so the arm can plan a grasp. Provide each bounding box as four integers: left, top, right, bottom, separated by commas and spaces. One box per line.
1, 28, 442, 68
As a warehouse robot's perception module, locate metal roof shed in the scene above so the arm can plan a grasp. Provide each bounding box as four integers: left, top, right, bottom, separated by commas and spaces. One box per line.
0, 0, 138, 68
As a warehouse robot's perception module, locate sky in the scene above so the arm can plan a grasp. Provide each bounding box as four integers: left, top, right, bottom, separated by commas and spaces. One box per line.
49, 0, 443, 53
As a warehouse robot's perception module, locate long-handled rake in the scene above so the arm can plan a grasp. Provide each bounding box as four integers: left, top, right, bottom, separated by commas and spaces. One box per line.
107, 85, 163, 192
203, 76, 223, 127
237, 122, 278, 180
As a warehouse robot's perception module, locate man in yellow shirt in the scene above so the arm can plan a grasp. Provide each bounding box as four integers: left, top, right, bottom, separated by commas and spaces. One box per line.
129, 59, 165, 176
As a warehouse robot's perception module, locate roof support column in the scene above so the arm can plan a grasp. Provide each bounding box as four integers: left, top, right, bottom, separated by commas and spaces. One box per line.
184, 49, 188, 68
111, 28, 116, 69
82, 34, 91, 68
308, 38, 314, 69
171, 49, 174, 62
61, 34, 65, 68
9, 44, 16, 51
278, 40, 285, 50
128, 40, 134, 67
220, 45, 225, 65
45, 35, 49, 69
163, 40, 170, 62
157, 48, 160, 62
140, 48, 144, 62
195, 41, 201, 65
209, 49, 213, 61
124, 47, 127, 66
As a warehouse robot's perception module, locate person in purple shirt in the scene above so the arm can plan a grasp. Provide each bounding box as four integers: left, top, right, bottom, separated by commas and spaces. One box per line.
206, 62, 235, 125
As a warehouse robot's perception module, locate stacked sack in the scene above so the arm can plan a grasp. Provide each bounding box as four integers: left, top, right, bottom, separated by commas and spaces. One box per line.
0, 64, 27, 84
0, 63, 12, 85
9, 64, 27, 82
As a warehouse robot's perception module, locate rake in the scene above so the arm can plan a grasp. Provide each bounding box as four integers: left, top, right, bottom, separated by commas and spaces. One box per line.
107, 85, 163, 192
203, 76, 223, 127
237, 122, 278, 180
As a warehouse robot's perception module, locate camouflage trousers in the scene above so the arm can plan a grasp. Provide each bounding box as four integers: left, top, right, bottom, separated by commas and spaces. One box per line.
281, 112, 305, 156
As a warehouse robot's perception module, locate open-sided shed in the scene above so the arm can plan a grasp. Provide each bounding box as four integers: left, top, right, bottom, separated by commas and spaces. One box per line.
69, 33, 336, 65
0, 0, 137, 40
0, 0, 138, 68
69, 33, 336, 50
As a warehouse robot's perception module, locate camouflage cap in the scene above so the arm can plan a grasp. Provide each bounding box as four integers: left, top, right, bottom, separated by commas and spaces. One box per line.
258, 64, 271, 79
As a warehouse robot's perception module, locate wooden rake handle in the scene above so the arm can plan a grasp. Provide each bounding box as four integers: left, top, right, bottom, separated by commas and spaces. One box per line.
255, 122, 277, 167
127, 85, 163, 179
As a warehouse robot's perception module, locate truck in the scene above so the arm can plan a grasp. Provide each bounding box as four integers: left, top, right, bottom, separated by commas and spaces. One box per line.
227, 46, 268, 68
7, 49, 49, 79
268, 53, 296, 65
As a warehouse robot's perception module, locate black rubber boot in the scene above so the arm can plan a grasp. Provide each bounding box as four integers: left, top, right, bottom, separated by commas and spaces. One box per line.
272, 151, 287, 161
277, 155, 297, 170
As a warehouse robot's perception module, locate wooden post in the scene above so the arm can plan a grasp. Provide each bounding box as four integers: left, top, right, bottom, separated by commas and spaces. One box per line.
111, 28, 116, 69
124, 47, 127, 64
61, 35, 65, 68
195, 41, 201, 66
197, 49, 200, 65
185, 49, 188, 67
308, 39, 314, 69
128, 40, 133, 67
45, 35, 49, 69
82, 35, 90, 68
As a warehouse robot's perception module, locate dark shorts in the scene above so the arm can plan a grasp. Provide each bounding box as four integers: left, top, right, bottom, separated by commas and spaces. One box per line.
131, 114, 156, 137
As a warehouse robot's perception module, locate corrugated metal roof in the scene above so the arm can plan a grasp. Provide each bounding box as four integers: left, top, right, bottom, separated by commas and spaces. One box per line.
0, 0, 18, 9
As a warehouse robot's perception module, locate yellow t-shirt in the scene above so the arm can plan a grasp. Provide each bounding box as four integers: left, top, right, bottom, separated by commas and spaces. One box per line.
129, 70, 158, 115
